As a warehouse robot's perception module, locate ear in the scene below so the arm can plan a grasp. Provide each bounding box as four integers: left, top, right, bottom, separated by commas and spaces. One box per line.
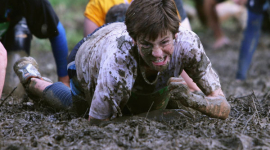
132, 38, 136, 45
174, 33, 178, 39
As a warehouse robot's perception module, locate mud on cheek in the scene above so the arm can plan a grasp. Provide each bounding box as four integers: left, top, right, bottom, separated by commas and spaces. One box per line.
140, 47, 152, 56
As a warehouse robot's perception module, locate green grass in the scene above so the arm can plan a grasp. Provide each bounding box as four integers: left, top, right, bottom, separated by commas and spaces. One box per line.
31, 0, 88, 52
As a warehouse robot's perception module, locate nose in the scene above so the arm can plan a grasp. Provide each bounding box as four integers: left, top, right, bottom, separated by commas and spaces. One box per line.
152, 45, 163, 58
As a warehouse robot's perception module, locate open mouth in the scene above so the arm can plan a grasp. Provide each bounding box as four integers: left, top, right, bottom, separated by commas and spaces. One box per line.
152, 56, 168, 66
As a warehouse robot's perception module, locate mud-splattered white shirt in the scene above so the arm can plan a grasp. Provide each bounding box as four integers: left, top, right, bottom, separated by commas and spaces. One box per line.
75, 22, 221, 119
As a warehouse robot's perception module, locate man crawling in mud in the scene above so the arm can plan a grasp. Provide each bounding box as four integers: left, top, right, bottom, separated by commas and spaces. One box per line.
13, 0, 230, 121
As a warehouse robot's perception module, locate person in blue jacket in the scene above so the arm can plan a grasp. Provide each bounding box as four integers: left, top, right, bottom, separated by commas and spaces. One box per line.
0, 0, 69, 93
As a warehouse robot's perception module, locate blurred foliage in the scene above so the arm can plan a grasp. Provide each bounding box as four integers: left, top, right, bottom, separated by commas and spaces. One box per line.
182, 0, 195, 7
31, 0, 89, 52
31, 0, 241, 53
49, 0, 88, 7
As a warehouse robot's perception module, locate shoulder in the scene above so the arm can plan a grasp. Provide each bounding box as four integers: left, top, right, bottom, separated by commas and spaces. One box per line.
173, 26, 205, 65
176, 26, 200, 43
85, 22, 131, 47
175, 26, 203, 53
85, 0, 124, 12
85, 0, 103, 8
76, 22, 133, 61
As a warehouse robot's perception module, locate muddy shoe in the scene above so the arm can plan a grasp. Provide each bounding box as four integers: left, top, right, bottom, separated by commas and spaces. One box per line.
13, 57, 52, 85
4, 51, 28, 96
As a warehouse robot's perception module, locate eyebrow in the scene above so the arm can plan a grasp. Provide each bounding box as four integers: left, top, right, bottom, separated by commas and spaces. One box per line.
139, 40, 151, 44
140, 36, 170, 43
160, 37, 170, 42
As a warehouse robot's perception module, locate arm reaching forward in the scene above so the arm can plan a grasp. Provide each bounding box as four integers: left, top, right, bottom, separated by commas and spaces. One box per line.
168, 80, 230, 119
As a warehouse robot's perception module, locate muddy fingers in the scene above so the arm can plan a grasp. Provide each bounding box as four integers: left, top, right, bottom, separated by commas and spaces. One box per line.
168, 82, 192, 107
188, 93, 230, 119
168, 81, 189, 93
168, 83, 230, 119
167, 77, 186, 85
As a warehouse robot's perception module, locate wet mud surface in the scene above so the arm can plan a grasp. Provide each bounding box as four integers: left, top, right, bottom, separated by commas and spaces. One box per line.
1, 28, 270, 149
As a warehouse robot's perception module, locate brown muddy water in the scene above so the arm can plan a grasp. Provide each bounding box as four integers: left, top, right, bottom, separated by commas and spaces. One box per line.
1, 28, 270, 150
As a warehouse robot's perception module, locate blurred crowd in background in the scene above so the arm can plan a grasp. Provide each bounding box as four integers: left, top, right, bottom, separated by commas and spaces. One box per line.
0, 0, 269, 98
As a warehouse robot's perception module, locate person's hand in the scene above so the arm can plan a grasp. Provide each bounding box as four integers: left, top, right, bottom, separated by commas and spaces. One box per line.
168, 78, 207, 108
168, 79, 193, 107
167, 77, 187, 86
58, 75, 70, 87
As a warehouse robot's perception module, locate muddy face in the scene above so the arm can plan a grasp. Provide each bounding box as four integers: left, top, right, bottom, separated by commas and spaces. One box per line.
136, 31, 175, 72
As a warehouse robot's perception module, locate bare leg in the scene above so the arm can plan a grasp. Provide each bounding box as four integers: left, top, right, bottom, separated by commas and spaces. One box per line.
13, 56, 73, 111
0, 42, 7, 98
204, 0, 229, 49
27, 78, 53, 98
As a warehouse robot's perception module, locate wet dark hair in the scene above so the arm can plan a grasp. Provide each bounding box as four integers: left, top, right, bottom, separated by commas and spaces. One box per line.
125, 0, 180, 41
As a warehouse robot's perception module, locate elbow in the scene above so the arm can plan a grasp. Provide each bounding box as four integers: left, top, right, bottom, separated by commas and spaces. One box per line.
218, 100, 231, 120
205, 100, 231, 120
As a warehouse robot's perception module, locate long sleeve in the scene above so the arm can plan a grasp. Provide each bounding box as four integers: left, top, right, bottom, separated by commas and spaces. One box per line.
49, 22, 68, 77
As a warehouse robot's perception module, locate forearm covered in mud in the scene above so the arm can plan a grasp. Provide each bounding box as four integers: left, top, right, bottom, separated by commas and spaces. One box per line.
188, 91, 231, 120
169, 82, 231, 119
